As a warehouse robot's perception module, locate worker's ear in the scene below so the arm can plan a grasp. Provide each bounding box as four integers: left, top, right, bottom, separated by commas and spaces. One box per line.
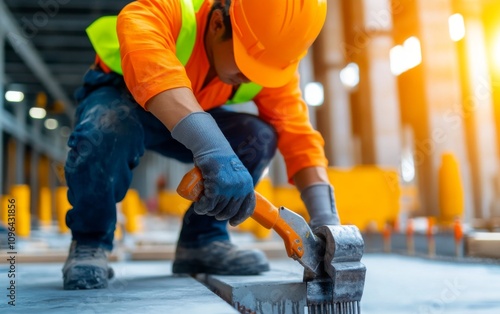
208, 9, 225, 36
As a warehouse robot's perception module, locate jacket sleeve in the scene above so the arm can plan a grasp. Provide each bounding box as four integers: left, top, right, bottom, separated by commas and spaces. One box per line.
117, 0, 192, 108
254, 72, 329, 184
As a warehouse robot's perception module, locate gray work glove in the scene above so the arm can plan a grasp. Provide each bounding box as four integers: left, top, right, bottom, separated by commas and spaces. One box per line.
300, 183, 341, 230
171, 112, 255, 226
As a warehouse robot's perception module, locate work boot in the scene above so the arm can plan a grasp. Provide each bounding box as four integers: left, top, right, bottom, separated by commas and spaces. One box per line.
172, 240, 270, 275
62, 241, 114, 290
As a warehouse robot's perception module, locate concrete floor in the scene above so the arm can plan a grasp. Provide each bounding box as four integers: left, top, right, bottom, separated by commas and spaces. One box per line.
0, 254, 499, 314
0, 261, 238, 314
361, 254, 500, 314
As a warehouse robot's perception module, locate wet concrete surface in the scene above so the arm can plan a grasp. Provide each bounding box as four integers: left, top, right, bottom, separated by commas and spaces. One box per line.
361, 254, 500, 314
0, 254, 499, 313
0, 261, 238, 314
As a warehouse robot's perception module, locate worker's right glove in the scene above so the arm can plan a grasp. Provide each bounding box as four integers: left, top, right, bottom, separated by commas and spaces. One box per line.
301, 183, 341, 230
171, 112, 255, 226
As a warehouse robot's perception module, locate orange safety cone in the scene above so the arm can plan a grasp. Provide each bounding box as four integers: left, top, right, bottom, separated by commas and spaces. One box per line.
454, 217, 464, 257
427, 217, 436, 257
406, 218, 414, 256
393, 217, 401, 234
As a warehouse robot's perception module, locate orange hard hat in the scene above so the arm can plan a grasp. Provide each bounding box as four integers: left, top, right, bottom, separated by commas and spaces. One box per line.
230, 0, 327, 88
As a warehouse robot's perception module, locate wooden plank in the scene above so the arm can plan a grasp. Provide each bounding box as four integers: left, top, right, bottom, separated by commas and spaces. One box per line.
466, 233, 500, 259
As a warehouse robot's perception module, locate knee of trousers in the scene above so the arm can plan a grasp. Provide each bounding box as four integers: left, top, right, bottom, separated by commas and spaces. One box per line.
64, 119, 144, 175
233, 117, 277, 175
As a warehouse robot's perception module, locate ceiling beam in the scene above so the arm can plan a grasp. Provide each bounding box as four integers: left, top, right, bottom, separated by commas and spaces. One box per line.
0, 107, 66, 162
29, 35, 93, 49
0, 0, 75, 119
4, 0, 131, 11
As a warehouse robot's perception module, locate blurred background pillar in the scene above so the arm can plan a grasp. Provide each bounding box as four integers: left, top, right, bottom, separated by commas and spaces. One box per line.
341, 0, 402, 168
14, 102, 26, 185
314, 0, 355, 167
38, 156, 52, 227
454, 0, 500, 223
482, 1, 500, 221
392, 0, 473, 219
30, 119, 41, 226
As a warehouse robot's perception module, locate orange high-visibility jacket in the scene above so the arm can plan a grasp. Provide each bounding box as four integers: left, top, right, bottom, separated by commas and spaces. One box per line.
107, 0, 328, 182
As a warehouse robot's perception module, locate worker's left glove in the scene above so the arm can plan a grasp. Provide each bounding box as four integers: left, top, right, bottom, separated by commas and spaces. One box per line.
301, 183, 341, 230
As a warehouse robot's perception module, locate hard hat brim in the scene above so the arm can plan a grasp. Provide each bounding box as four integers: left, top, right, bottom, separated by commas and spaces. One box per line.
233, 34, 298, 88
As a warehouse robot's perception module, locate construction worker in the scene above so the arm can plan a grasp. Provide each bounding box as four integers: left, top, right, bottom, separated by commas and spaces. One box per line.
62, 0, 339, 290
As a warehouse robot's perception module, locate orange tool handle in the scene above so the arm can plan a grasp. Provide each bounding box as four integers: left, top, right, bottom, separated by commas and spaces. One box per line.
177, 167, 304, 259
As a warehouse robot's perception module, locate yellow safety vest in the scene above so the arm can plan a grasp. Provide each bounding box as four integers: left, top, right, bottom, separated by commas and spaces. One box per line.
86, 0, 262, 104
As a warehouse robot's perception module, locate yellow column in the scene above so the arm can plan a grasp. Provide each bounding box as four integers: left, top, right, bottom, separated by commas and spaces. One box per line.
38, 187, 53, 227
438, 153, 465, 224
38, 157, 52, 226
121, 189, 141, 233
55, 187, 70, 233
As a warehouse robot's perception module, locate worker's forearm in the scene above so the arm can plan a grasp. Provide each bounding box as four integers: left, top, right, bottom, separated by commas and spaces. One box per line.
293, 166, 330, 192
146, 87, 203, 130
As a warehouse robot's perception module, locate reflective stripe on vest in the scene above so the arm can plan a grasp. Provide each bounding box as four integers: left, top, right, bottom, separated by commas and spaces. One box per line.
225, 82, 262, 105
86, 0, 261, 104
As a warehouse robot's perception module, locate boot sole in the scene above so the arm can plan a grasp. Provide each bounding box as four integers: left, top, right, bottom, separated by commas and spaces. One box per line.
63, 265, 114, 290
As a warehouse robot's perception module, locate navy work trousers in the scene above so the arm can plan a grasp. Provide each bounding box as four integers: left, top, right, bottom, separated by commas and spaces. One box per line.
64, 69, 277, 250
